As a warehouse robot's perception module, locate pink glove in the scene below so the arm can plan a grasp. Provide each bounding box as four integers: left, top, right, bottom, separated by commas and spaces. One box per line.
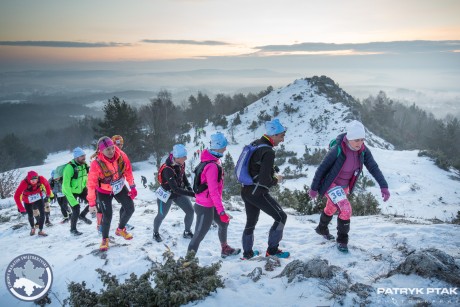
381, 188, 390, 202
129, 187, 138, 200
219, 212, 230, 224
309, 189, 318, 199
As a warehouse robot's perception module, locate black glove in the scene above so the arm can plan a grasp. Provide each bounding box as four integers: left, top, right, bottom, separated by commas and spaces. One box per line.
18, 209, 27, 216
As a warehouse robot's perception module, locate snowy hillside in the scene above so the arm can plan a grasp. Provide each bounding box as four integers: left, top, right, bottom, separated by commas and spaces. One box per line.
1, 77, 459, 306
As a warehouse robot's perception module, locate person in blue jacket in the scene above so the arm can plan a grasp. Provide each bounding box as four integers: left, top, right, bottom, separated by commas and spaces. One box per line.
309, 120, 390, 253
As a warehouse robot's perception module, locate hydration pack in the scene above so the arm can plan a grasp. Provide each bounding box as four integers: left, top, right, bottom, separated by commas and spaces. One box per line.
192, 161, 222, 194
234, 143, 271, 185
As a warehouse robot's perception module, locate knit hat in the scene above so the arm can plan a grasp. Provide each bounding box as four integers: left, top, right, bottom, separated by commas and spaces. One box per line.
346, 120, 366, 140
112, 135, 124, 147
172, 144, 187, 158
265, 118, 286, 136
27, 171, 38, 181
210, 132, 228, 150
73, 147, 86, 158
98, 136, 114, 151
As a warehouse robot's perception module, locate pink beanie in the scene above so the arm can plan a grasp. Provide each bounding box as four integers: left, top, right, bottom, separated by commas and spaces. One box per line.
98, 136, 114, 151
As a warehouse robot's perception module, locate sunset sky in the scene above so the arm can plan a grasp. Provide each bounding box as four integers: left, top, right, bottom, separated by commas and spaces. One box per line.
1, 0, 459, 65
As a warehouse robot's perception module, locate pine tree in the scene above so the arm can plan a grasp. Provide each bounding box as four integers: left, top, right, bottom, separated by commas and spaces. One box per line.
95, 96, 146, 161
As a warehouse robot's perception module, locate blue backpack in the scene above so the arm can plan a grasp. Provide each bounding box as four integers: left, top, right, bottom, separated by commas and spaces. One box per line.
235, 143, 271, 185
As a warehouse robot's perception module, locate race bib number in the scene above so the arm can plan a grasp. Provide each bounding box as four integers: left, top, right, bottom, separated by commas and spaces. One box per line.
57, 192, 64, 197
327, 186, 347, 204
28, 193, 42, 203
111, 178, 125, 195
156, 186, 171, 203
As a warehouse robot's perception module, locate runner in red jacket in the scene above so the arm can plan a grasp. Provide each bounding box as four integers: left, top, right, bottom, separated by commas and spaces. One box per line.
14, 171, 51, 236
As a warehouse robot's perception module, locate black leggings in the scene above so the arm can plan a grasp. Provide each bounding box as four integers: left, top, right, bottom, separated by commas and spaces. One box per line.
25, 200, 45, 230
241, 186, 287, 253
57, 197, 70, 217
97, 187, 134, 239
187, 204, 228, 253
154, 195, 194, 233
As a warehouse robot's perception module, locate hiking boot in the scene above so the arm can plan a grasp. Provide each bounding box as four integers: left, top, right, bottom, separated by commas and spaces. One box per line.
45, 220, 53, 227
183, 230, 194, 239
79, 216, 92, 225
337, 243, 349, 253
38, 230, 48, 237
61, 216, 70, 223
30, 228, 36, 236
153, 232, 162, 242
315, 226, 335, 240
100, 238, 109, 251
221, 244, 241, 258
70, 229, 83, 236
266, 248, 290, 259
241, 250, 259, 260
115, 227, 133, 240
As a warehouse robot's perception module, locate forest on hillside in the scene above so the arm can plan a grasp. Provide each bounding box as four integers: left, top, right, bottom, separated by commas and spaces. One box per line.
0, 77, 459, 174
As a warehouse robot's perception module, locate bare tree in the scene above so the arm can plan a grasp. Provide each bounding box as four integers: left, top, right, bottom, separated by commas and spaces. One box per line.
0, 169, 21, 199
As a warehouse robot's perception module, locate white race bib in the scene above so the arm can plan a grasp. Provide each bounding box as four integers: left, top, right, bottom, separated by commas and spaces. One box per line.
111, 178, 125, 195
57, 192, 64, 197
155, 186, 171, 203
327, 186, 347, 204
28, 193, 42, 203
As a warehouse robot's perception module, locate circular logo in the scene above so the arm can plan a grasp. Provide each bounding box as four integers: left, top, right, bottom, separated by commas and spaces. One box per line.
4, 254, 53, 302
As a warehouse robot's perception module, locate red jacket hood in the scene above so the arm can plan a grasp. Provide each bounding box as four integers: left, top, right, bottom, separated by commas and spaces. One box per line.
27, 171, 39, 182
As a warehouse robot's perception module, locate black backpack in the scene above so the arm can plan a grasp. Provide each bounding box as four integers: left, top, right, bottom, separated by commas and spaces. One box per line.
192, 161, 222, 194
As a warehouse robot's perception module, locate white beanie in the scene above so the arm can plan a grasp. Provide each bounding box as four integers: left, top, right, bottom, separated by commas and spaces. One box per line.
346, 120, 365, 140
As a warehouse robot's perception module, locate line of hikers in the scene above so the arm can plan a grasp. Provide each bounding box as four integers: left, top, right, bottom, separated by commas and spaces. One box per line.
14, 119, 390, 255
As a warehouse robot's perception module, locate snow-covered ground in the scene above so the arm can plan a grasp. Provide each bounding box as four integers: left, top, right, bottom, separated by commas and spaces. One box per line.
1, 78, 459, 306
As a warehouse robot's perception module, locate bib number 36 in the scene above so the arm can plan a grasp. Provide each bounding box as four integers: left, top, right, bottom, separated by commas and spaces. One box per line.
327, 186, 347, 204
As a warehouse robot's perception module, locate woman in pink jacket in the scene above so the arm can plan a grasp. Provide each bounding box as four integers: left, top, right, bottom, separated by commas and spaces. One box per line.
87, 136, 137, 251
187, 132, 240, 258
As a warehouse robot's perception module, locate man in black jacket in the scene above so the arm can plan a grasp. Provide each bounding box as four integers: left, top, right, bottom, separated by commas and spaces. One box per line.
241, 119, 290, 259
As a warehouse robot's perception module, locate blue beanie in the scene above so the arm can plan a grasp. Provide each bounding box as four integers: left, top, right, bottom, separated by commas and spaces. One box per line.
73, 147, 86, 158
210, 132, 228, 150
172, 144, 187, 158
265, 118, 286, 136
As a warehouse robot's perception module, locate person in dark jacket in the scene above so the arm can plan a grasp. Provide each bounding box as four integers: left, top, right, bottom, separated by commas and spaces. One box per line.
241, 119, 289, 259
153, 144, 195, 242
50, 170, 72, 223
309, 120, 390, 253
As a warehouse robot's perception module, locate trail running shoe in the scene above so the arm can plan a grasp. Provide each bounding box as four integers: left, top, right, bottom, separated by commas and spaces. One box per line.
183, 230, 194, 239
221, 245, 241, 258
115, 227, 133, 240
266, 249, 290, 258
153, 232, 162, 242
100, 238, 109, 251
337, 243, 349, 253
